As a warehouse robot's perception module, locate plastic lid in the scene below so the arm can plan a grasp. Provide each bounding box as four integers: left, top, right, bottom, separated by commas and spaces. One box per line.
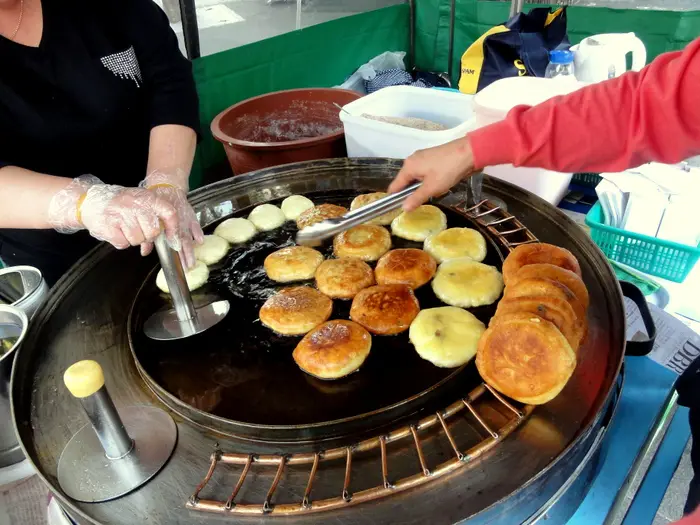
549, 50, 574, 65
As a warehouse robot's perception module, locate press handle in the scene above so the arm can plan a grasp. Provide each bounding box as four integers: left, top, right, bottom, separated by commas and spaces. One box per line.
154, 232, 197, 323
64, 360, 134, 459
621, 281, 656, 357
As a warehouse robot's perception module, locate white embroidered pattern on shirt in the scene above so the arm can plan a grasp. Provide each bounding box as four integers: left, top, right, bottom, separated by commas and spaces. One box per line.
100, 46, 143, 87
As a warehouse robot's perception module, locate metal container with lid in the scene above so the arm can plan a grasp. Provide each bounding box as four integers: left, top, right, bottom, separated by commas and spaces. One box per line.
0, 266, 48, 469
10, 159, 655, 524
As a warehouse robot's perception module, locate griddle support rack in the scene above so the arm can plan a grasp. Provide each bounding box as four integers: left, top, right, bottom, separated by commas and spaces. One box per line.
187, 384, 532, 516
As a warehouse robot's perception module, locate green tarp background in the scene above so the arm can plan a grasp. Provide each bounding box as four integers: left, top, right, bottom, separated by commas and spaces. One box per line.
414, 1, 700, 85
190, 5, 410, 187
190, 1, 700, 188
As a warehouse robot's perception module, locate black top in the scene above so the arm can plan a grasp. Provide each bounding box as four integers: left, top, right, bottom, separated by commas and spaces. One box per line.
0, 0, 199, 284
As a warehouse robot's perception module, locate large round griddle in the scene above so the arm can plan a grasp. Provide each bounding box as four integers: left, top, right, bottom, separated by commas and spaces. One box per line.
128, 191, 504, 442
11, 159, 627, 525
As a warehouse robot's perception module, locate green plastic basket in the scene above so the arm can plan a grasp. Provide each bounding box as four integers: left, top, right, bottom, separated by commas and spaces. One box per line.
572, 173, 602, 187
585, 202, 700, 283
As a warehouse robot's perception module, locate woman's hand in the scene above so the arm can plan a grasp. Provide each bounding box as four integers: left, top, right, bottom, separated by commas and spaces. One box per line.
387, 137, 478, 211
139, 183, 203, 268
78, 184, 184, 254
137, 169, 203, 269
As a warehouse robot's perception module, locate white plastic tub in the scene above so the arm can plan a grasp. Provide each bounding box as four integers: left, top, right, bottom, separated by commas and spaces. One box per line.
473, 77, 588, 205
340, 86, 476, 160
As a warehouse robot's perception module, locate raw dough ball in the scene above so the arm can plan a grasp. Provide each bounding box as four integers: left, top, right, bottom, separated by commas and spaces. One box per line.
156, 261, 209, 294
281, 195, 315, 221
248, 204, 286, 231
194, 235, 229, 265
214, 218, 257, 244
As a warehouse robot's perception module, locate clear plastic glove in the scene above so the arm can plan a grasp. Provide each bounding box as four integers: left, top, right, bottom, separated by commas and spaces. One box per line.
138, 170, 204, 269
48, 176, 184, 260
81, 185, 181, 251
48, 175, 103, 233
387, 137, 477, 211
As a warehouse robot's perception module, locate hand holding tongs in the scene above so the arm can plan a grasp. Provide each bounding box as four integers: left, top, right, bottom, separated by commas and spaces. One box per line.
296, 183, 422, 246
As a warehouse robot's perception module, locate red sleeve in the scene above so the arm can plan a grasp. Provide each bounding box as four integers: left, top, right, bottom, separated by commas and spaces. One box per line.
467, 38, 700, 173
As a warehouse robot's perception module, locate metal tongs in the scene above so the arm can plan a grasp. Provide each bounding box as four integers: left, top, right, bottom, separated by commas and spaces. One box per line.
296, 182, 422, 246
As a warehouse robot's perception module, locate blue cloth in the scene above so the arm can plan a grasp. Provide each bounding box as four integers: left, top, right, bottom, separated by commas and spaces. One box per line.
567, 356, 690, 524
364, 68, 431, 94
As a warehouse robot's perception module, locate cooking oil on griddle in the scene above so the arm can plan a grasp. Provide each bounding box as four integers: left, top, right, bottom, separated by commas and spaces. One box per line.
130, 190, 501, 427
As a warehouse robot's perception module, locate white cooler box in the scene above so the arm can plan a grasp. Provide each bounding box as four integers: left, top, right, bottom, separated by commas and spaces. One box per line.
339, 86, 476, 159
473, 77, 588, 205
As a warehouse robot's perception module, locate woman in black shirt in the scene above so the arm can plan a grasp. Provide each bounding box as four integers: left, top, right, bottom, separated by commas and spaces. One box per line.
0, 0, 202, 285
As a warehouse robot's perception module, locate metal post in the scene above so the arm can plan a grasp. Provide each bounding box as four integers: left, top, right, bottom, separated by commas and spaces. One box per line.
510, 0, 525, 17
154, 233, 197, 323
78, 386, 134, 460
408, 0, 415, 71
602, 389, 679, 525
447, 0, 456, 81
178, 0, 201, 60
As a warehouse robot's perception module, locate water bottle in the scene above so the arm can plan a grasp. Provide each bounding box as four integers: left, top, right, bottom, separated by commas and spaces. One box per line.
545, 50, 575, 79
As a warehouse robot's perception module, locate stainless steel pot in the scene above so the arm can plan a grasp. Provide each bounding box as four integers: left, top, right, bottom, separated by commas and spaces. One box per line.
0, 265, 49, 319
0, 305, 29, 467
0, 266, 48, 468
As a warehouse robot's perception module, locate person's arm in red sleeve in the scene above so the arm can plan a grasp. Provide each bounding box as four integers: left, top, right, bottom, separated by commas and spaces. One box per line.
469, 37, 700, 173
389, 37, 700, 211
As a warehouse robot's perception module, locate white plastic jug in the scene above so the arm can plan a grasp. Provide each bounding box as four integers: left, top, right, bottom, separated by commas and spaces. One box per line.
571, 33, 647, 83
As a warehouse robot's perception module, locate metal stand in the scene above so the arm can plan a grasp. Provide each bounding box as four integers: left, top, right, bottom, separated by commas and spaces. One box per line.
57, 364, 178, 503
143, 233, 230, 341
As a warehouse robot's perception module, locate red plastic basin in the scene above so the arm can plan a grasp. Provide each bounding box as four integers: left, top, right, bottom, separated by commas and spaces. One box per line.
211, 88, 361, 175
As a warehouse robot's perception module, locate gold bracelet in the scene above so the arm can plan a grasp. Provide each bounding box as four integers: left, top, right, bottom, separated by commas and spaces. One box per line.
75, 193, 88, 226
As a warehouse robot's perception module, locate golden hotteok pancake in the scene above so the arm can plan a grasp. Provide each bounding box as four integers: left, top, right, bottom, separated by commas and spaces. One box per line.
264, 246, 324, 283
509, 263, 589, 309
409, 307, 485, 368
476, 316, 576, 405
391, 205, 447, 242
505, 277, 586, 324
296, 203, 348, 230
502, 243, 582, 285
350, 192, 402, 226
495, 295, 584, 350
350, 284, 420, 335
259, 286, 333, 336
374, 248, 437, 290
431, 258, 504, 308
315, 258, 375, 299
333, 225, 391, 262
293, 320, 372, 380
423, 227, 487, 263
